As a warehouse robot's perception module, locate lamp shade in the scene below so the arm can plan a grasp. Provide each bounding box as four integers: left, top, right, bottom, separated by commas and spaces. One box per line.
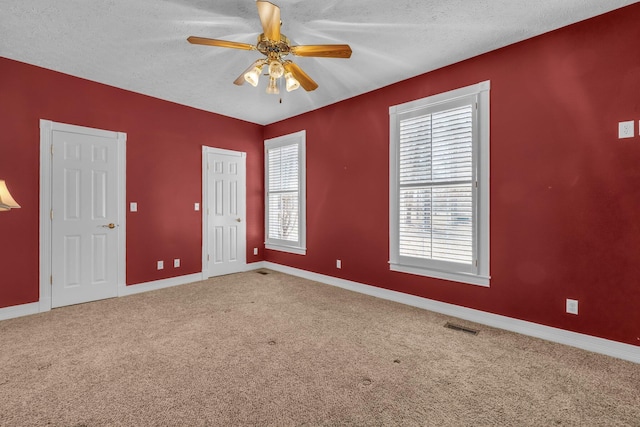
285, 72, 300, 92
244, 65, 263, 87
268, 60, 284, 79
0, 179, 20, 211
266, 76, 279, 95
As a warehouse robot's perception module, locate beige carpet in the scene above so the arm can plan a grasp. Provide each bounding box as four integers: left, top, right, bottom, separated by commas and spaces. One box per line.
1, 270, 638, 426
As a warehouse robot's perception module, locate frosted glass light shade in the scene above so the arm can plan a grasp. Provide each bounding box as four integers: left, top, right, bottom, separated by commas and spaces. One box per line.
244, 66, 263, 87
0, 180, 20, 211
285, 72, 300, 92
266, 76, 279, 95
268, 60, 284, 78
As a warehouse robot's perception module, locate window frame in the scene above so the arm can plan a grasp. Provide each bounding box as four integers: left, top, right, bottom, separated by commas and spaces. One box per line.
264, 130, 307, 255
389, 81, 490, 286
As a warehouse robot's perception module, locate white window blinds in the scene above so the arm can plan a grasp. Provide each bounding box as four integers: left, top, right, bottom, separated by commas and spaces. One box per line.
398, 105, 474, 264
389, 81, 490, 286
264, 130, 306, 255
267, 143, 300, 242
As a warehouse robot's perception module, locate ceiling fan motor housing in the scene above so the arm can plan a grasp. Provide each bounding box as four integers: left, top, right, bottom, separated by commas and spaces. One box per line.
257, 33, 291, 59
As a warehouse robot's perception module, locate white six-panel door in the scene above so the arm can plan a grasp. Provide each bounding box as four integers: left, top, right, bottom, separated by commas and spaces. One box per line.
204, 147, 247, 277
50, 126, 123, 307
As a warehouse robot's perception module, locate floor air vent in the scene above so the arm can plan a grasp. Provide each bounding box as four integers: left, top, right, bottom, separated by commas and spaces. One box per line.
256, 270, 270, 275
444, 322, 479, 335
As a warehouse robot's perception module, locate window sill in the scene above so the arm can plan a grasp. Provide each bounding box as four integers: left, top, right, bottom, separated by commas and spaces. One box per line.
390, 263, 490, 287
265, 243, 306, 256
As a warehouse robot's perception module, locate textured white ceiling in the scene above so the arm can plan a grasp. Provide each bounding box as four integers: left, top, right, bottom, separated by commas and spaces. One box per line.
1, 0, 636, 125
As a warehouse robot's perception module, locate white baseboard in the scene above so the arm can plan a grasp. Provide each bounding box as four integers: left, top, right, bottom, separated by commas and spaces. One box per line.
1, 274, 207, 321
118, 261, 264, 297
246, 261, 267, 271
0, 264, 267, 322
119, 272, 205, 296
3, 262, 637, 363
263, 262, 640, 364
0, 302, 40, 321
119, 262, 265, 296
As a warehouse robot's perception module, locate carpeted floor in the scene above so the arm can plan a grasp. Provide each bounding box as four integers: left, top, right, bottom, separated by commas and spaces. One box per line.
0, 270, 638, 426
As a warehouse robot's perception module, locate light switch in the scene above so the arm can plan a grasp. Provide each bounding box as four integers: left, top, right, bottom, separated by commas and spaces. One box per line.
130, 202, 138, 212
194, 203, 200, 211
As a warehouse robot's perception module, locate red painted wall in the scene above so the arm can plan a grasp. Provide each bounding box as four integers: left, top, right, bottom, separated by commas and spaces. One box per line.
264, 4, 640, 346
0, 57, 264, 308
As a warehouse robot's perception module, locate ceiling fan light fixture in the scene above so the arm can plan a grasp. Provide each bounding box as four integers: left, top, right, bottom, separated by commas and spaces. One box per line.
266, 76, 280, 95
187, 1, 351, 94
268, 60, 285, 78
285, 72, 300, 92
244, 65, 263, 87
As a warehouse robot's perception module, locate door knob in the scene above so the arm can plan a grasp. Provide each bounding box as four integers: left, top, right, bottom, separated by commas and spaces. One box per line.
102, 223, 116, 229
236, 218, 242, 222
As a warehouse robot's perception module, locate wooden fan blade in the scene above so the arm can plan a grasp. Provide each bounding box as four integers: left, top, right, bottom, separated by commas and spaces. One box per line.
256, 1, 281, 41
234, 59, 265, 86
283, 62, 318, 92
187, 36, 255, 51
291, 44, 352, 58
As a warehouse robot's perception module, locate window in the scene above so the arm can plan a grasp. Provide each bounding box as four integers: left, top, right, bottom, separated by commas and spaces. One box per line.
265, 130, 306, 255
389, 81, 490, 286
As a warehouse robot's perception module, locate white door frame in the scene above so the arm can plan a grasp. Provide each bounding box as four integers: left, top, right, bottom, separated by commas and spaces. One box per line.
39, 119, 126, 312
201, 146, 247, 278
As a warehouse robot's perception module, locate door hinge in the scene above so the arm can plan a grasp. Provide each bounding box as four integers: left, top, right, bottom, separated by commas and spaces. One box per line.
475, 260, 478, 267
50, 275, 53, 285
207, 254, 210, 261
50, 209, 53, 220
50, 144, 54, 156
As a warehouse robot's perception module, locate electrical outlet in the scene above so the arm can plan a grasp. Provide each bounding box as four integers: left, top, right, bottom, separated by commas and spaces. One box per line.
619, 121, 634, 139
157, 260, 164, 270
336, 259, 342, 269
174, 259, 180, 268
253, 248, 258, 255
130, 202, 137, 212
194, 203, 200, 211
566, 299, 578, 315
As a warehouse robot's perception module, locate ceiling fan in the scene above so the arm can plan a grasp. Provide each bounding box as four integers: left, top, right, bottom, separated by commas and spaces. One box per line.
187, 0, 352, 94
